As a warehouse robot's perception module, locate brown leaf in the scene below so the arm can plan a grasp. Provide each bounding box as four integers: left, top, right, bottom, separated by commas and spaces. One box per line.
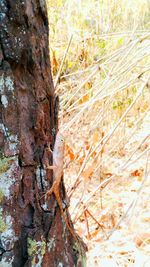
65, 144, 75, 160
81, 165, 94, 181
131, 168, 144, 177
93, 131, 99, 143
134, 233, 150, 247
79, 93, 89, 104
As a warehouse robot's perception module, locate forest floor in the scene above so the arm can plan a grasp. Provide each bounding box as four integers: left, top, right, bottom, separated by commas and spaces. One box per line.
65, 112, 150, 267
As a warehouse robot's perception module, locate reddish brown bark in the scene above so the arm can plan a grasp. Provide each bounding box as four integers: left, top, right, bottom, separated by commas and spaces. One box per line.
0, 1, 86, 266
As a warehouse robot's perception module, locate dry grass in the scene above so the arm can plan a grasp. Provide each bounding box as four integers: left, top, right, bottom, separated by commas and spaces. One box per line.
47, 0, 150, 266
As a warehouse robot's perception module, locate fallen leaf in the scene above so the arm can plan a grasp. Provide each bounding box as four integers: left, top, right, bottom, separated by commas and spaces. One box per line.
65, 144, 75, 160
134, 233, 150, 247
131, 168, 144, 178
93, 131, 100, 143
79, 93, 89, 104
81, 165, 94, 181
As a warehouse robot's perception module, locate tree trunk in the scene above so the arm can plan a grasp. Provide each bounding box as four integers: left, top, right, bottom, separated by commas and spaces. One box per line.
0, 1, 86, 266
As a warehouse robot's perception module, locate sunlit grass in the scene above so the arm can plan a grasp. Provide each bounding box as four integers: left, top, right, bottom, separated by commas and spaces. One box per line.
47, 0, 149, 76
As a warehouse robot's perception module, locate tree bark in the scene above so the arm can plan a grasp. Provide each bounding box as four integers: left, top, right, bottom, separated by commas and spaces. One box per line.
0, 1, 86, 266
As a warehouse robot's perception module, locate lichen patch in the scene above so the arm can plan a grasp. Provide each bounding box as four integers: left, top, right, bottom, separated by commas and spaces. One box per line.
1, 214, 17, 251
1, 95, 8, 108
0, 256, 14, 267
5, 77, 14, 92
0, 158, 18, 198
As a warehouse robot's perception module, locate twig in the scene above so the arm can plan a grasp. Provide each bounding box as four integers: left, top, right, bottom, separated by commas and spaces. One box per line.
54, 35, 73, 88
87, 76, 149, 175
106, 150, 150, 240
123, 147, 150, 169
122, 134, 150, 169
108, 108, 150, 156
73, 176, 113, 223
84, 209, 91, 239
84, 207, 107, 238
63, 66, 99, 111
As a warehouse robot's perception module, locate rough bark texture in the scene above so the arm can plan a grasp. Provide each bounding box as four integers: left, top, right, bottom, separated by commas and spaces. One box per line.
0, 1, 86, 266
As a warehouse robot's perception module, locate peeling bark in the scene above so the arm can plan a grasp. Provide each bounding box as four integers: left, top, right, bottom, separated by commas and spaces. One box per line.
0, 1, 86, 266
